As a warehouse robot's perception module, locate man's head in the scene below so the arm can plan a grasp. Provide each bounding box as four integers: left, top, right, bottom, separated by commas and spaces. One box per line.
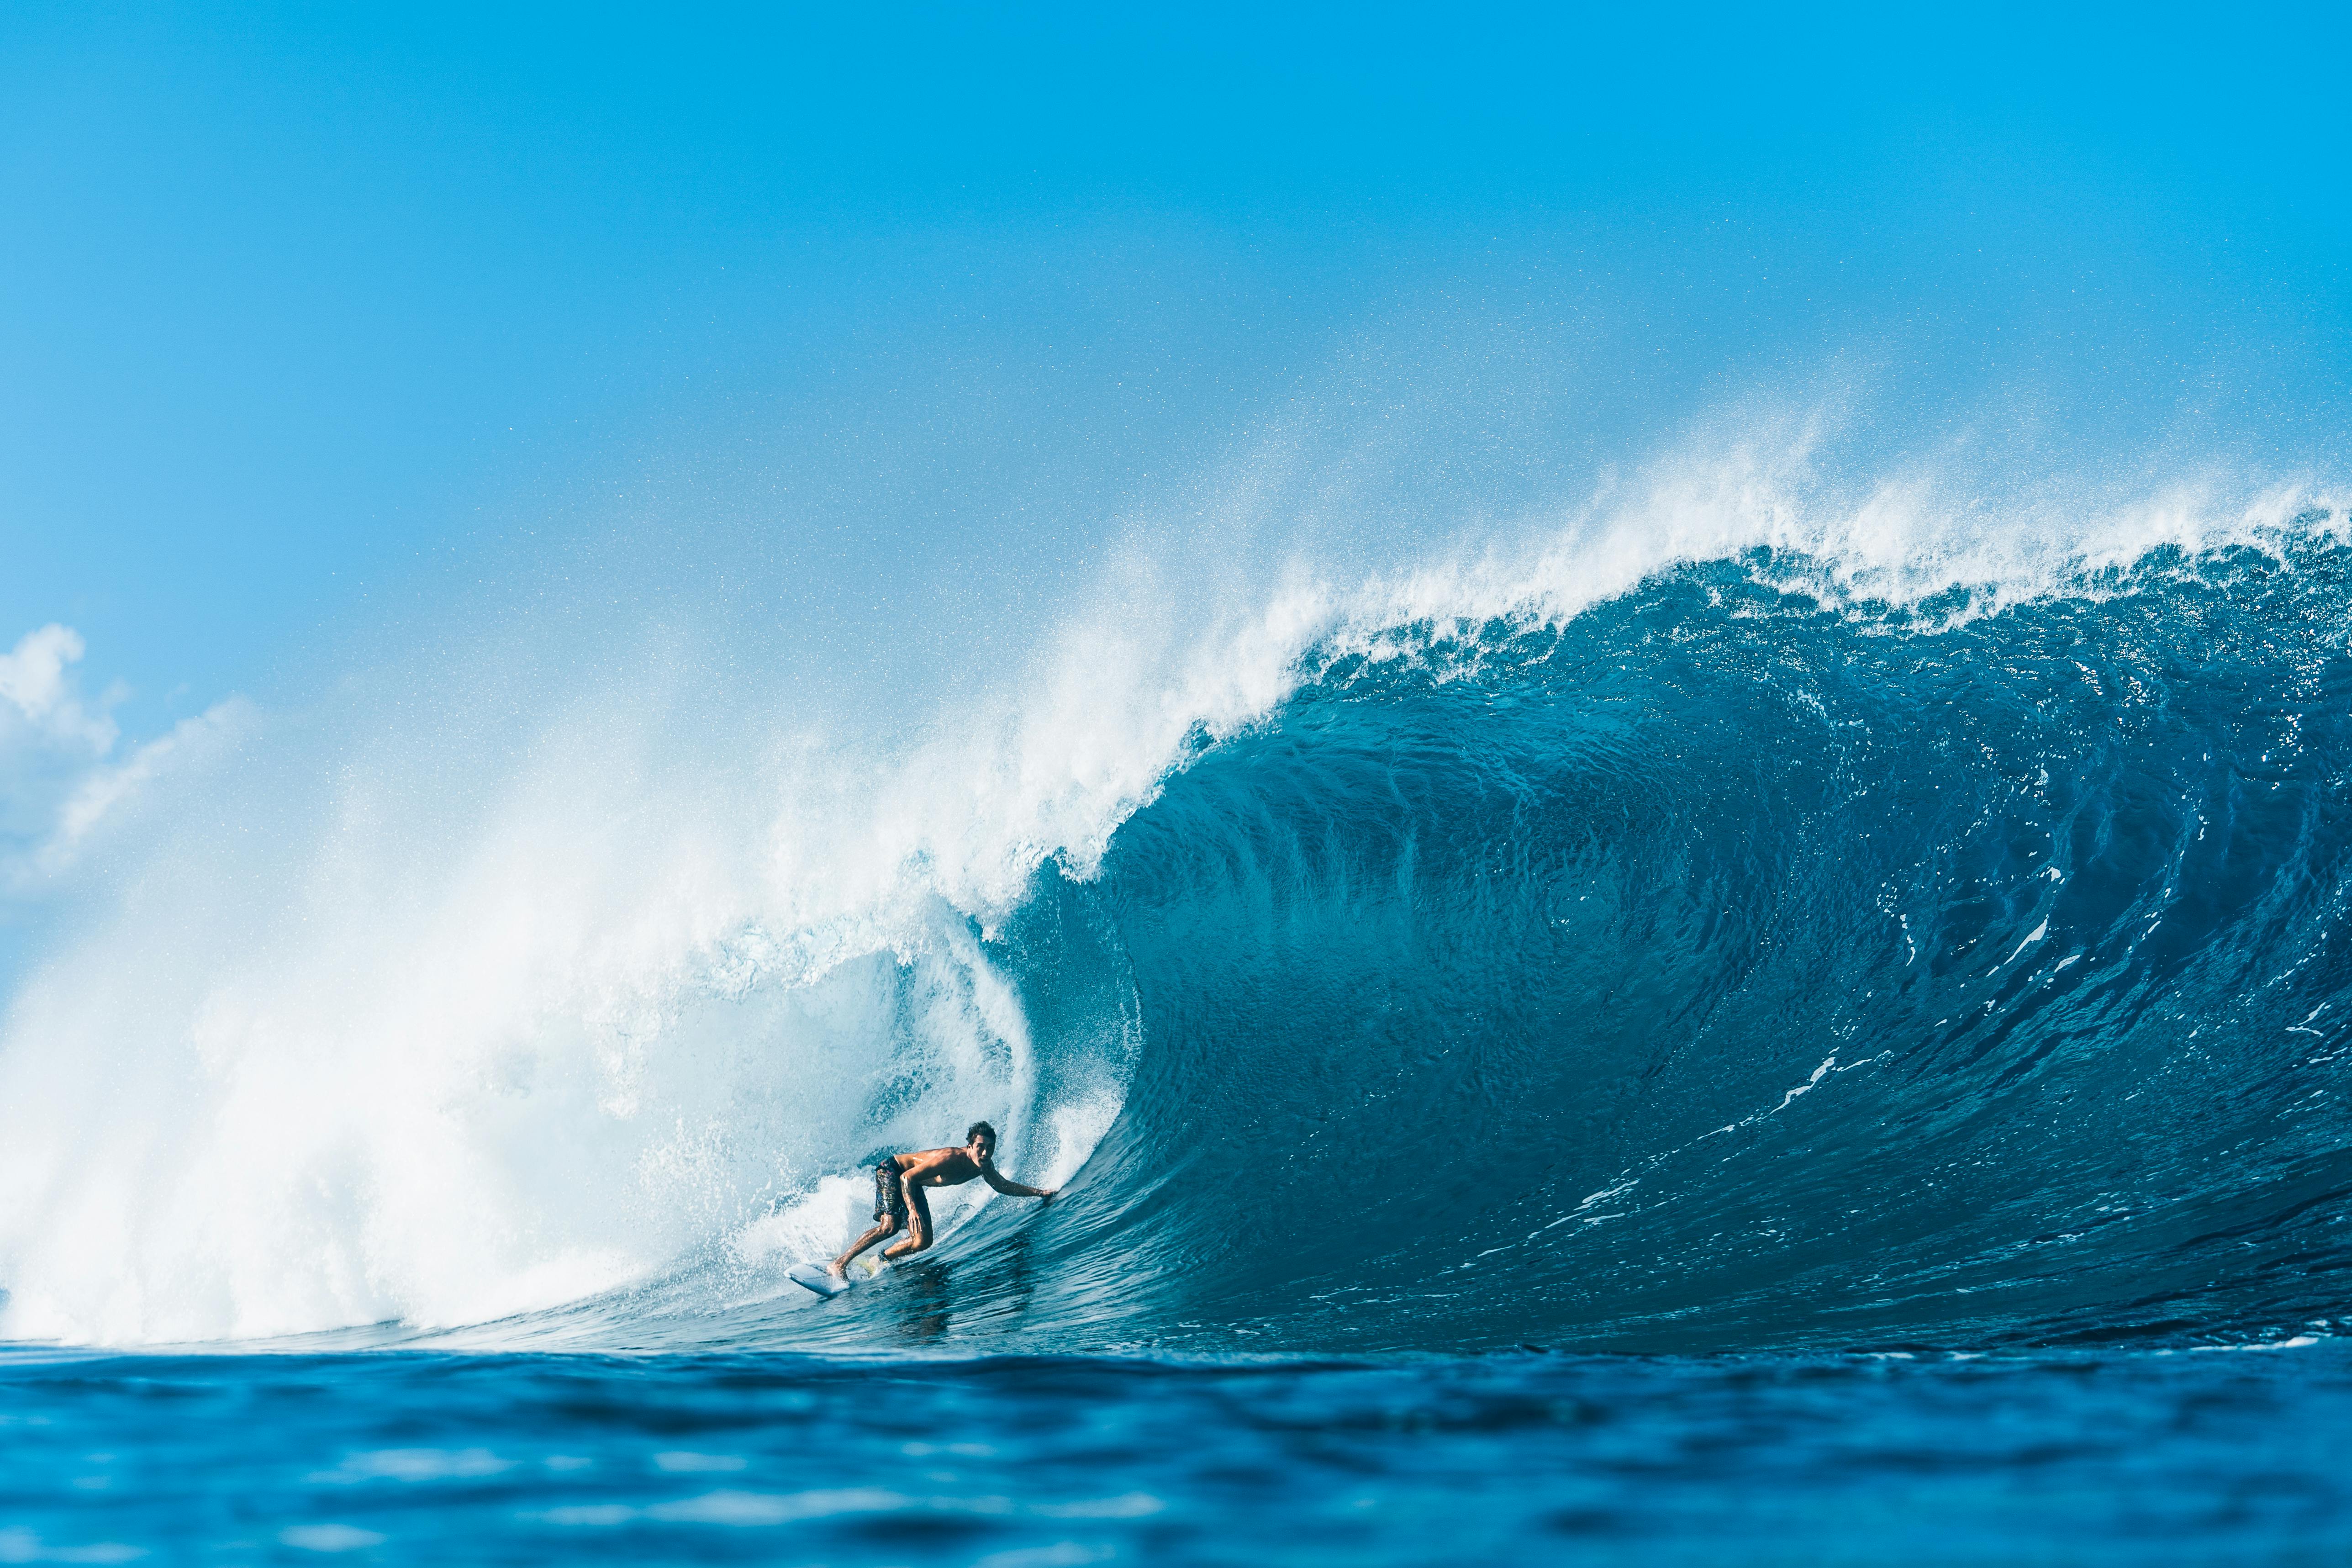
965, 1121, 998, 1159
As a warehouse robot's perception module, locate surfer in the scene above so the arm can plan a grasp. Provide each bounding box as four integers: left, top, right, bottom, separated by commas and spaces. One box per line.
829, 1121, 1056, 1279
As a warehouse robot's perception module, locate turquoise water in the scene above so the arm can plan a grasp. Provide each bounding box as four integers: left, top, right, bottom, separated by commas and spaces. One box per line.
6, 1343, 2348, 1563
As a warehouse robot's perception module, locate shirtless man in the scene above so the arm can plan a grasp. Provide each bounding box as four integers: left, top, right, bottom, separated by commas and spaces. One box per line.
830, 1121, 1056, 1279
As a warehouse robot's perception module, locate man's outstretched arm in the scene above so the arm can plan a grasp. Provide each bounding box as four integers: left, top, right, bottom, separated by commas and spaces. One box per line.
981, 1161, 1056, 1200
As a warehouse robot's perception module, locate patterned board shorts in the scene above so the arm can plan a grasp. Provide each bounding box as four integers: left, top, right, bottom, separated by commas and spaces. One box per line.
873, 1161, 909, 1224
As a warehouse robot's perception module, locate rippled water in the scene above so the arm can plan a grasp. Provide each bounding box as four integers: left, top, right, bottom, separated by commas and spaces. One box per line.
5, 1342, 2348, 1564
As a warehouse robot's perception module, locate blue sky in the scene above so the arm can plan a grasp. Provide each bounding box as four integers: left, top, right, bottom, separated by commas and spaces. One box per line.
2, 2, 2348, 922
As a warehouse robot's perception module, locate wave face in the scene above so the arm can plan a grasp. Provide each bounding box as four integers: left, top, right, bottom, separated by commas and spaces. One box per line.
772, 533, 2352, 1354
7, 518, 2352, 1355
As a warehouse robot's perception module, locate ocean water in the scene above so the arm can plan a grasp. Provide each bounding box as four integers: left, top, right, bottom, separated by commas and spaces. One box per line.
6, 505, 2352, 1559
5, 1343, 2349, 1563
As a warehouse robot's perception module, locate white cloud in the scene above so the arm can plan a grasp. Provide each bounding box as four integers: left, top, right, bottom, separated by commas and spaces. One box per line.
0, 625, 116, 754
0, 624, 248, 892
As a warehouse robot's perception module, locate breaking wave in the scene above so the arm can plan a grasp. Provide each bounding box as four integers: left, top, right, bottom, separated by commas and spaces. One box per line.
3, 458, 2350, 1354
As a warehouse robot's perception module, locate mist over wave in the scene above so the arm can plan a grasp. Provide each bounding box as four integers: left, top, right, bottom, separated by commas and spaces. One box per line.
0, 414, 2347, 1351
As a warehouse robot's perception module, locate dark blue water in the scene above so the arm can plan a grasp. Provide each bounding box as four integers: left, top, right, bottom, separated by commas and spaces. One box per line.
9, 539, 2352, 1558
6, 1344, 2349, 1563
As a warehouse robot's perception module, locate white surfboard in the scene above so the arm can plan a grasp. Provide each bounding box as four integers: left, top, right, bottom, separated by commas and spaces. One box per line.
787, 1263, 854, 1297
789, 1257, 890, 1296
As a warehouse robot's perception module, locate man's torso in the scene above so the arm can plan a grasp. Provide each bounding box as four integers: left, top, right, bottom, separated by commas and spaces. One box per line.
889, 1147, 984, 1188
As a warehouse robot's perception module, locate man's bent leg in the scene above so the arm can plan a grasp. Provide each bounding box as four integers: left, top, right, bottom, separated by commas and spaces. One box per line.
881, 1188, 933, 1259
832, 1216, 899, 1276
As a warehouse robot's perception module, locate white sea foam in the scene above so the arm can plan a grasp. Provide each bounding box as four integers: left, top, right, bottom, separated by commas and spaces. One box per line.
0, 411, 2338, 1345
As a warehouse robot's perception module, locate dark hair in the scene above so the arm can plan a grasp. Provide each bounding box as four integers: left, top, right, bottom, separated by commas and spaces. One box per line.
966, 1121, 997, 1146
